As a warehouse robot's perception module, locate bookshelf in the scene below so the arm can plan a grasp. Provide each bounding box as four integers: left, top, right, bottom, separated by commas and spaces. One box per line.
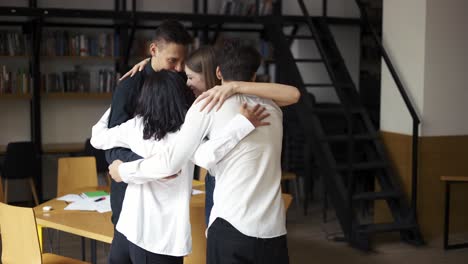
0, 93, 31, 99
43, 92, 112, 100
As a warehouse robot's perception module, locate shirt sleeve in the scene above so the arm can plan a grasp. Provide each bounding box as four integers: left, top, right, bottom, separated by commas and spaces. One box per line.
105, 76, 143, 163
118, 101, 213, 183
191, 114, 254, 170
90, 107, 134, 150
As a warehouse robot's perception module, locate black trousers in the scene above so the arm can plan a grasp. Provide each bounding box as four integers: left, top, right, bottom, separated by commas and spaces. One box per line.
108, 229, 183, 264
207, 218, 289, 264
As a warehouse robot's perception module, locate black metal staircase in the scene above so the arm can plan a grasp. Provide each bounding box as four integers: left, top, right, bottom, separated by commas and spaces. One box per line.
267, 0, 424, 250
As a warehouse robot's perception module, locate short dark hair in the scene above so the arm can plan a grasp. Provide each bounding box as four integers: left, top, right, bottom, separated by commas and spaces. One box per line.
135, 70, 195, 141
216, 40, 261, 82
154, 20, 193, 46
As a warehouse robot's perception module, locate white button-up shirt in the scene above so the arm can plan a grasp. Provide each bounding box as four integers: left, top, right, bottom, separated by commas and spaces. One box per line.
119, 94, 287, 239
91, 108, 255, 256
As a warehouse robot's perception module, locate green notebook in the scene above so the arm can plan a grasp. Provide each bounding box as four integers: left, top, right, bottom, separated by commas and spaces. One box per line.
83, 191, 108, 198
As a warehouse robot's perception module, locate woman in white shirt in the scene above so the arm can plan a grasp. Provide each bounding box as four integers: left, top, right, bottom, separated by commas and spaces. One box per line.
91, 70, 269, 263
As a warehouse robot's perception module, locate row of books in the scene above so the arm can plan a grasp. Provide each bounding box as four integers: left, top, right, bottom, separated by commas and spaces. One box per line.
41, 69, 120, 93
219, 0, 275, 15
0, 66, 31, 94
41, 31, 119, 57
0, 31, 30, 56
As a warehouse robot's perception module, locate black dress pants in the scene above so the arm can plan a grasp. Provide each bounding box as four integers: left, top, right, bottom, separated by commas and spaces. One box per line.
108, 229, 183, 264
207, 218, 289, 264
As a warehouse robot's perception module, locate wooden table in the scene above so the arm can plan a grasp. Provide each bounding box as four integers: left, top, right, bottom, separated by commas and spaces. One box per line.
34, 182, 207, 264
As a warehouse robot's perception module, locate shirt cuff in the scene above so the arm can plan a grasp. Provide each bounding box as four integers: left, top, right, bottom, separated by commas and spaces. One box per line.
118, 159, 142, 183
228, 114, 255, 139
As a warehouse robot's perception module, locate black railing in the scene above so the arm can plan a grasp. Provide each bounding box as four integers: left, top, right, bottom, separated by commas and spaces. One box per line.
354, 0, 421, 221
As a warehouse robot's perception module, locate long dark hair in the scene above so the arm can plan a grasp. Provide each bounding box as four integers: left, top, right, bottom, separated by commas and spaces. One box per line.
135, 70, 195, 141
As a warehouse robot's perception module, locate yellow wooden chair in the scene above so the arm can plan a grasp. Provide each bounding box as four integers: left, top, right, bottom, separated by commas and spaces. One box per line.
281, 171, 300, 211
57, 157, 99, 196
0, 202, 88, 264
198, 167, 208, 183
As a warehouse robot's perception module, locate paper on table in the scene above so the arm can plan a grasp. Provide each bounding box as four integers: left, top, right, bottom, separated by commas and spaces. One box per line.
95, 198, 111, 213
64, 195, 111, 213
64, 199, 96, 211
57, 194, 84, 203
192, 189, 204, 195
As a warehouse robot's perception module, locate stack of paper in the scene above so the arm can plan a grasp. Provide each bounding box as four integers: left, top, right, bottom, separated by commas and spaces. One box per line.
57, 192, 111, 213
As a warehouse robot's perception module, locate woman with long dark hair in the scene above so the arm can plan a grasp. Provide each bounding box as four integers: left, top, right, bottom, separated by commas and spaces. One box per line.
91, 70, 269, 263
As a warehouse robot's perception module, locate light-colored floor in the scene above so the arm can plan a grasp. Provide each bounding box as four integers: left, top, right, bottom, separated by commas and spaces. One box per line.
2, 200, 468, 263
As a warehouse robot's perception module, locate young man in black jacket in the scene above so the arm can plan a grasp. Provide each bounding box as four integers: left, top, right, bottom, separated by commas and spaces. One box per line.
105, 20, 192, 263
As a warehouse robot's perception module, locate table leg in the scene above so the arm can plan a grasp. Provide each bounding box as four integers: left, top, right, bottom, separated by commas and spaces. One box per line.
37, 225, 43, 252
81, 237, 86, 261
91, 239, 97, 264
443, 182, 450, 249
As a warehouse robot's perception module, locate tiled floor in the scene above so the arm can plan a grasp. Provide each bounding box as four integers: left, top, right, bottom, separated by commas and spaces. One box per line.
2, 201, 468, 263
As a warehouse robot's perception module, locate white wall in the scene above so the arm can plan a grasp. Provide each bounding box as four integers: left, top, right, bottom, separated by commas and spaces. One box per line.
422, 0, 468, 136
381, 0, 468, 136
380, 0, 426, 135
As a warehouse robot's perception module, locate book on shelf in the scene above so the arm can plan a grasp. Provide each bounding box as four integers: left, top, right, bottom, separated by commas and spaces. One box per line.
42, 31, 118, 57
41, 66, 120, 94
0, 65, 31, 95
0, 31, 30, 56
218, 0, 275, 15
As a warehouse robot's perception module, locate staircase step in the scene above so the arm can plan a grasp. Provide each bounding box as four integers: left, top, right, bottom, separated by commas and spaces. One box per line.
286, 35, 315, 39
352, 191, 400, 201
294, 58, 323, 63
304, 83, 333, 87
357, 222, 416, 234
312, 106, 362, 115
322, 133, 377, 142
336, 161, 387, 171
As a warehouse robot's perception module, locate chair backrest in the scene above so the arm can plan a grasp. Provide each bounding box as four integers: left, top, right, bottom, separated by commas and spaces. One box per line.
282, 193, 293, 211
0, 202, 42, 264
198, 167, 207, 183
84, 138, 108, 173
3, 141, 38, 180
57, 157, 98, 196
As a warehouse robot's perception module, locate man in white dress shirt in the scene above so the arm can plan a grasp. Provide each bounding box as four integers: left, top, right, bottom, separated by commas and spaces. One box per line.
109, 41, 289, 264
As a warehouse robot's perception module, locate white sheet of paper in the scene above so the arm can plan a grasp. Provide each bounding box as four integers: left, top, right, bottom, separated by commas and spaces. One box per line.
64, 199, 96, 211
192, 189, 204, 195
57, 194, 84, 203
63, 195, 111, 213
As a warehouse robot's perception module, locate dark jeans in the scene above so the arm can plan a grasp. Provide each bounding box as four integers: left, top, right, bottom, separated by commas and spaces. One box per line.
205, 173, 216, 225
109, 230, 183, 264
207, 218, 289, 264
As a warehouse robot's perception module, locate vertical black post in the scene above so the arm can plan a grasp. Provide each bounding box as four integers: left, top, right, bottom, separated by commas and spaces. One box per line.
193, 0, 199, 13
256, 0, 260, 16
322, 0, 328, 17
202, 0, 209, 44
411, 121, 419, 221
115, 0, 129, 75
124, 0, 137, 67
203, 0, 208, 14
443, 182, 450, 249
29, 0, 42, 201
274, 0, 282, 16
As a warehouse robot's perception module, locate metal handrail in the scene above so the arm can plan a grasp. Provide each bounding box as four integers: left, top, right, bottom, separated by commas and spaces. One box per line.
355, 0, 420, 221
